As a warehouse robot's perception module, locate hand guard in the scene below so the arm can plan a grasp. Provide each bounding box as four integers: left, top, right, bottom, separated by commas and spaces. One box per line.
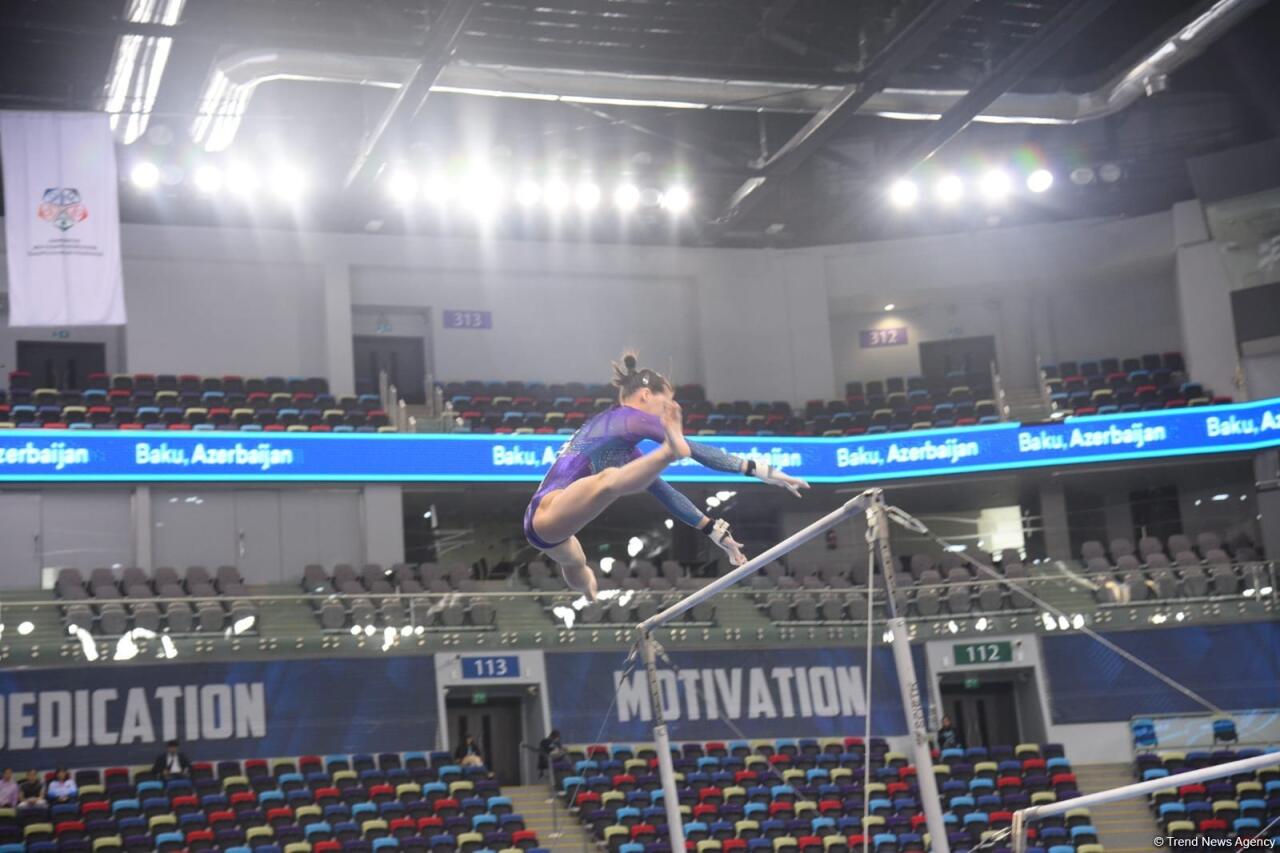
750, 459, 811, 498
704, 517, 747, 566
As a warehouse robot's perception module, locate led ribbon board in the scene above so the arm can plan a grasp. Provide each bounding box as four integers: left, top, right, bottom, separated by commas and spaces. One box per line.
0, 397, 1277, 483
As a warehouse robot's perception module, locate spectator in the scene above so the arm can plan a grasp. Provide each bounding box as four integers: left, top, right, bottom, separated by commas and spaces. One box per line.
937, 714, 962, 751
17, 768, 46, 810
46, 767, 77, 803
538, 729, 564, 779
454, 734, 484, 768
0, 769, 18, 807
152, 739, 192, 779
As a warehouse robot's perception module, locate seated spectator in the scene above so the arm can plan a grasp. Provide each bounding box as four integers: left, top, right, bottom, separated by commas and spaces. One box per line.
46, 767, 77, 803
0, 769, 18, 807
17, 768, 46, 810
454, 734, 485, 768
538, 729, 564, 779
153, 738, 192, 779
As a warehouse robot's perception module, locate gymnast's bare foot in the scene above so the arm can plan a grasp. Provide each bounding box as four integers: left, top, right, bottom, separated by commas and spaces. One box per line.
661, 400, 691, 459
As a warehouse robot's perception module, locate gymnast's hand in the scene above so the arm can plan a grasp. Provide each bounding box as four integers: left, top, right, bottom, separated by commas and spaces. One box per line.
705, 518, 747, 566
752, 460, 810, 498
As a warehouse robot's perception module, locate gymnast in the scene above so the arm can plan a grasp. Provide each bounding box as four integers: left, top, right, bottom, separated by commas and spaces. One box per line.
524, 353, 810, 598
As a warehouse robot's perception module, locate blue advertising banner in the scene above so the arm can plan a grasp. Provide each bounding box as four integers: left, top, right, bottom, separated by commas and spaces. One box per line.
0, 658, 438, 768
0, 396, 1277, 483
545, 647, 929, 743
1041, 623, 1280, 724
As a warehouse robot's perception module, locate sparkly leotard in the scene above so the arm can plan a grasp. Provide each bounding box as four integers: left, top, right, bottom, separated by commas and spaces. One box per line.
523, 404, 743, 550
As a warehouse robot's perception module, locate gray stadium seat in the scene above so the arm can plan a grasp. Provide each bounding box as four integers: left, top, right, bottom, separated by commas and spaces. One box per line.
914, 589, 941, 616
1196, 532, 1222, 556
349, 597, 376, 627
690, 600, 717, 622
1110, 538, 1135, 558
121, 567, 152, 598
215, 566, 247, 596
909, 553, 935, 580
1181, 566, 1209, 597
1138, 536, 1164, 559
468, 600, 496, 626
977, 585, 1005, 611
317, 599, 346, 629
196, 602, 225, 632
99, 603, 128, 635
164, 602, 194, 633
1081, 541, 1106, 561
765, 595, 790, 621
302, 564, 331, 593
89, 568, 121, 599
63, 603, 93, 632
131, 602, 161, 632
946, 587, 972, 613
1209, 564, 1240, 595
1167, 534, 1192, 556
818, 594, 844, 621
1151, 569, 1179, 599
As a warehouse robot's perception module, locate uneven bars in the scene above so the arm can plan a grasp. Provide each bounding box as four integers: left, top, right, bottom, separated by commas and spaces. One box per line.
1011, 750, 1280, 853
636, 491, 874, 633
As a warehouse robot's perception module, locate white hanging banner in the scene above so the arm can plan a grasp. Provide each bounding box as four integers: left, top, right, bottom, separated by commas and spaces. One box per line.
1, 111, 126, 326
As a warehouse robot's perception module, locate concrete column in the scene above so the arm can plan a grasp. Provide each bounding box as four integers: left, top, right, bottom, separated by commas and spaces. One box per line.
1172, 200, 1240, 400
1102, 491, 1135, 545
322, 261, 356, 397
133, 485, 152, 569
1039, 481, 1072, 560
362, 485, 405, 566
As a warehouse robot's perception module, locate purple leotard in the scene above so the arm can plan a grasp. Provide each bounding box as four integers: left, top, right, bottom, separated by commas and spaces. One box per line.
523, 404, 744, 550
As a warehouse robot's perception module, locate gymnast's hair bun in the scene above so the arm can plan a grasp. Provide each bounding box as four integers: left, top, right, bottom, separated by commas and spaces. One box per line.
622, 353, 638, 372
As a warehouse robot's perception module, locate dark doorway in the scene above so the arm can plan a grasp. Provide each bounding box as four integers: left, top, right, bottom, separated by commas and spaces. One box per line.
446, 696, 525, 786
939, 676, 1021, 748
353, 335, 427, 404
918, 335, 997, 392
17, 341, 106, 390
1131, 485, 1183, 543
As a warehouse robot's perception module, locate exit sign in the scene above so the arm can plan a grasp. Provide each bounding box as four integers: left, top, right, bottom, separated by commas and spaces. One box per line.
954, 641, 1013, 665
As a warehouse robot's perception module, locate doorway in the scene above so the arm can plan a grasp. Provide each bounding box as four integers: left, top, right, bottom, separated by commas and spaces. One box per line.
939, 674, 1022, 748
353, 335, 428, 404
446, 696, 525, 786
17, 341, 106, 390
918, 335, 997, 389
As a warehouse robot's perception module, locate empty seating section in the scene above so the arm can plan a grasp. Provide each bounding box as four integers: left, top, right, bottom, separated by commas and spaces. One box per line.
1078, 531, 1265, 603
441, 372, 999, 438
1039, 352, 1229, 418
534, 559, 717, 626
1137, 747, 1279, 848
305, 563, 496, 632
557, 738, 1086, 853
746, 550, 1033, 623
55, 565, 255, 636
0, 753, 543, 853
0, 372, 393, 432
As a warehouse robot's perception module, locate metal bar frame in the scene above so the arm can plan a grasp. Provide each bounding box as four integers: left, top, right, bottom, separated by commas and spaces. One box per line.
1011, 751, 1280, 853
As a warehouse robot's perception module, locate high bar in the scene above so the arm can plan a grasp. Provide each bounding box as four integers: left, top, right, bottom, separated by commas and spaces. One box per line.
636, 490, 875, 634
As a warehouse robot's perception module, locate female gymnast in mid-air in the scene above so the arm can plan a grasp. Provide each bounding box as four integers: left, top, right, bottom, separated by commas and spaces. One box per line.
524, 353, 810, 598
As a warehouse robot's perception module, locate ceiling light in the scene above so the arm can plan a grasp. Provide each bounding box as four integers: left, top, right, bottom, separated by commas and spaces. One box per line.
599, 557, 616, 575
192, 164, 223, 194
574, 182, 601, 210
1212, 493, 1229, 501
543, 181, 571, 211
978, 169, 1012, 202
1069, 166, 1096, 186
226, 162, 258, 195
385, 170, 418, 204
1026, 169, 1054, 193
935, 175, 963, 204
130, 161, 160, 189
269, 165, 306, 200
627, 536, 644, 558
660, 186, 691, 213
663, 519, 674, 530
515, 181, 541, 207
888, 179, 918, 209
421, 174, 453, 206
705, 496, 721, 508
614, 183, 641, 211
883, 304, 895, 312
1098, 162, 1123, 183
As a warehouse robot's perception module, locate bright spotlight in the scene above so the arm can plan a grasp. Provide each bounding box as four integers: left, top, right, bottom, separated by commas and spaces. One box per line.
461, 171, 504, 217
17, 620, 34, 636
400, 624, 413, 637
226, 163, 258, 195
1026, 169, 1054, 193
269, 165, 306, 200
1098, 162, 1123, 183
979, 169, 1012, 202
381, 626, 396, 652
349, 625, 362, 636
627, 536, 645, 558
413, 625, 426, 636
599, 557, 616, 575
888, 179, 918, 208
1041, 612, 1057, 631
705, 496, 721, 509
385, 170, 418, 204
421, 174, 453, 206
974, 617, 988, 632
660, 186, 691, 213
883, 303, 896, 312
1071, 613, 1085, 629
130, 161, 160, 189
193, 165, 223, 194
575, 182, 601, 210
614, 183, 641, 211
515, 181, 541, 207
543, 181, 571, 211
231, 614, 256, 636
1069, 166, 1096, 186
363, 624, 377, 637
946, 620, 959, 634
935, 175, 963, 204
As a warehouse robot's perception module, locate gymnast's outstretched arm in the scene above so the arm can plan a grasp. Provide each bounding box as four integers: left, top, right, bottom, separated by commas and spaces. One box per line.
646, 477, 747, 566
686, 440, 811, 497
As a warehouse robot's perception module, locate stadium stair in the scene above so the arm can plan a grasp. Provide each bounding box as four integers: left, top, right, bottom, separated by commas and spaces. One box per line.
1073, 763, 1160, 853
502, 783, 593, 851
1002, 387, 1053, 423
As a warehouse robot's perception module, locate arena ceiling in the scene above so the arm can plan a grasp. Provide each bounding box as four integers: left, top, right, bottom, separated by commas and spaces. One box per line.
0, 0, 1277, 246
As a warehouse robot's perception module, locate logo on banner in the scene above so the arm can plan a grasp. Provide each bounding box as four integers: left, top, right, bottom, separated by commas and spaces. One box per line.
37, 187, 89, 232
